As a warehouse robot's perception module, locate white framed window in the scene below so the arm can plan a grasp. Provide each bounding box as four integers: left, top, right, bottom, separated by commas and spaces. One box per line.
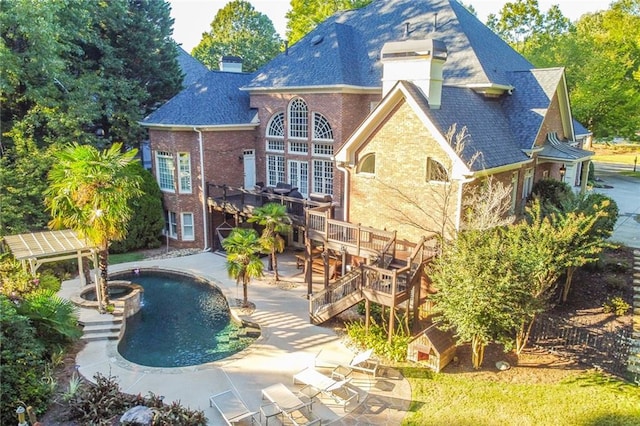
266, 139, 285, 152
313, 143, 333, 157
288, 98, 308, 139
313, 113, 333, 140
313, 159, 333, 195
267, 112, 285, 137
510, 172, 519, 214
267, 155, 285, 187
289, 160, 309, 197
178, 152, 192, 193
165, 210, 177, 238
426, 158, 448, 182
181, 212, 194, 241
289, 141, 309, 154
156, 151, 175, 192
522, 168, 534, 200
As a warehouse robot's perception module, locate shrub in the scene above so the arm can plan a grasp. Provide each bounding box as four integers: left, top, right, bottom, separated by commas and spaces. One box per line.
38, 271, 61, 292
345, 319, 410, 362
529, 179, 573, 211
602, 296, 630, 316
109, 165, 164, 253
0, 296, 52, 425
0, 254, 39, 298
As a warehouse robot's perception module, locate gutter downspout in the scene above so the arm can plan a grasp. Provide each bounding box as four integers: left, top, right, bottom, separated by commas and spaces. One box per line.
194, 128, 210, 251
335, 161, 351, 222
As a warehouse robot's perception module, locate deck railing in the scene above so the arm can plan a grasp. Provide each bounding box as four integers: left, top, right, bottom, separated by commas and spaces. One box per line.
309, 270, 362, 315
306, 210, 396, 254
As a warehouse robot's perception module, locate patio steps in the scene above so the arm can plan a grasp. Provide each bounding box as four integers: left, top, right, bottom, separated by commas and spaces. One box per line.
79, 308, 124, 342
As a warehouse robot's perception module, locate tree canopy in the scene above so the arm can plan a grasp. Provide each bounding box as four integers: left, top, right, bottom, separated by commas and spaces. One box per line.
486, 0, 640, 139
285, 0, 371, 45
192, 0, 281, 72
0, 0, 182, 235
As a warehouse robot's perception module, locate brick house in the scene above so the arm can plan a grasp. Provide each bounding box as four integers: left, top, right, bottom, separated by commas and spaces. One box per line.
141, 0, 593, 250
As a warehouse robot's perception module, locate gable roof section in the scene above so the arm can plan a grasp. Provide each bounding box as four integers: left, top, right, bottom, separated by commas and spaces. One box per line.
539, 132, 594, 161
335, 81, 530, 174
176, 46, 209, 88
245, 0, 533, 91
141, 71, 257, 128
500, 68, 565, 150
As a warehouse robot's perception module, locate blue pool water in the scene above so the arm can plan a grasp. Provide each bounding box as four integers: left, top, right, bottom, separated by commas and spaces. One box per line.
115, 270, 256, 368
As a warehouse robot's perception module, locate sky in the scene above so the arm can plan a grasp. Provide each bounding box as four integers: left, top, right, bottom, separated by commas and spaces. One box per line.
168, 0, 613, 52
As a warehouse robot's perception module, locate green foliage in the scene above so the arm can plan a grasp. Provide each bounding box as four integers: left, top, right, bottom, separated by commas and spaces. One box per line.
0, 0, 182, 235
529, 178, 573, 212
37, 271, 62, 293
45, 142, 143, 310
0, 296, 52, 425
0, 253, 39, 298
223, 228, 264, 306
602, 296, 631, 316
345, 319, 410, 362
286, 0, 372, 45
576, 193, 619, 239
109, 165, 164, 253
192, 0, 281, 72
17, 289, 82, 355
248, 202, 291, 280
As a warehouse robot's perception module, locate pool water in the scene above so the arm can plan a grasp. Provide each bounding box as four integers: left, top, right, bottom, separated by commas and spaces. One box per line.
115, 270, 256, 368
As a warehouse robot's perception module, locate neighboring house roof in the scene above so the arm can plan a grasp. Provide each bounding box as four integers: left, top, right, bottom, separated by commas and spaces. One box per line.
501, 68, 566, 151
176, 46, 209, 88
573, 119, 591, 137
245, 0, 533, 90
141, 71, 257, 127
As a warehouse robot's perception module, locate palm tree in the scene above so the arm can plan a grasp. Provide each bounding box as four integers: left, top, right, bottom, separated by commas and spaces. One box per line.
222, 228, 264, 307
44, 142, 142, 312
248, 202, 291, 281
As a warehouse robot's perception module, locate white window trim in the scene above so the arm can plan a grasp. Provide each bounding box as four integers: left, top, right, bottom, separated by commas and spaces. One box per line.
166, 211, 178, 239
178, 152, 192, 194
156, 151, 175, 193
181, 212, 194, 241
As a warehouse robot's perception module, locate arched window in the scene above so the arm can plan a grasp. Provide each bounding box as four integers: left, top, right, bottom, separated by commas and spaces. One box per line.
313, 113, 333, 140
288, 98, 308, 139
266, 112, 285, 152
427, 158, 448, 182
358, 153, 376, 174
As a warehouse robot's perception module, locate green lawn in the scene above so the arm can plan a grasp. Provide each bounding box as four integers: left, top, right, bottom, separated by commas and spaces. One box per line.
401, 368, 640, 426
592, 144, 640, 166
109, 252, 146, 264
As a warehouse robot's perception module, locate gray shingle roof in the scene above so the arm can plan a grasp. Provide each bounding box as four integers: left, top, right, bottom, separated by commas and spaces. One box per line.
573, 119, 591, 136
539, 132, 594, 161
245, 0, 533, 90
403, 82, 530, 171
176, 46, 209, 88
141, 71, 256, 127
500, 68, 565, 150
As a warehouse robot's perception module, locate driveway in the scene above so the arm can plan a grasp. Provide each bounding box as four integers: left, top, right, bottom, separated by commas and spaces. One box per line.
592, 162, 640, 249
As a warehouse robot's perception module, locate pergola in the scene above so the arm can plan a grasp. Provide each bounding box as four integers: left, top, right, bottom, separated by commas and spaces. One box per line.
2, 229, 99, 286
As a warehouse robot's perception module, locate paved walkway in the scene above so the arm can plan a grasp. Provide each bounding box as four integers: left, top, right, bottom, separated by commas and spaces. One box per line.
60, 252, 412, 425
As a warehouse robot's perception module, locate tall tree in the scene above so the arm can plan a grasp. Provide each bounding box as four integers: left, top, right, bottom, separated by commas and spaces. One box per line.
44, 143, 143, 312
192, 0, 281, 72
223, 228, 264, 307
285, 0, 371, 45
248, 202, 291, 282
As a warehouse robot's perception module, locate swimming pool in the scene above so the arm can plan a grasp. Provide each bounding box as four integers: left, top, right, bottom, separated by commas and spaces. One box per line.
114, 270, 258, 368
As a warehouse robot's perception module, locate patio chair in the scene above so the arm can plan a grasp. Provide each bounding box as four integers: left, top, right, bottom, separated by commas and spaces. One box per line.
344, 349, 379, 377
209, 390, 257, 425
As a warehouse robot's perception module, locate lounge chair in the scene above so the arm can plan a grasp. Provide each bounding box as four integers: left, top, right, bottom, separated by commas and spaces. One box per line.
344, 349, 379, 377
209, 390, 257, 425
293, 367, 357, 411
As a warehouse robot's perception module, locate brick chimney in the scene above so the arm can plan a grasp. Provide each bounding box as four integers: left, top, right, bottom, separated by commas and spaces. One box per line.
381, 39, 448, 109
219, 55, 243, 73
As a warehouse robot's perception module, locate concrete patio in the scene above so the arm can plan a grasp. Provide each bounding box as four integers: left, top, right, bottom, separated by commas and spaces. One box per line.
59, 251, 412, 425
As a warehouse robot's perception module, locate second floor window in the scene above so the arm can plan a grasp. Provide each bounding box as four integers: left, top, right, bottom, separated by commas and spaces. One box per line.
289, 98, 308, 139
156, 151, 175, 192
178, 153, 192, 193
